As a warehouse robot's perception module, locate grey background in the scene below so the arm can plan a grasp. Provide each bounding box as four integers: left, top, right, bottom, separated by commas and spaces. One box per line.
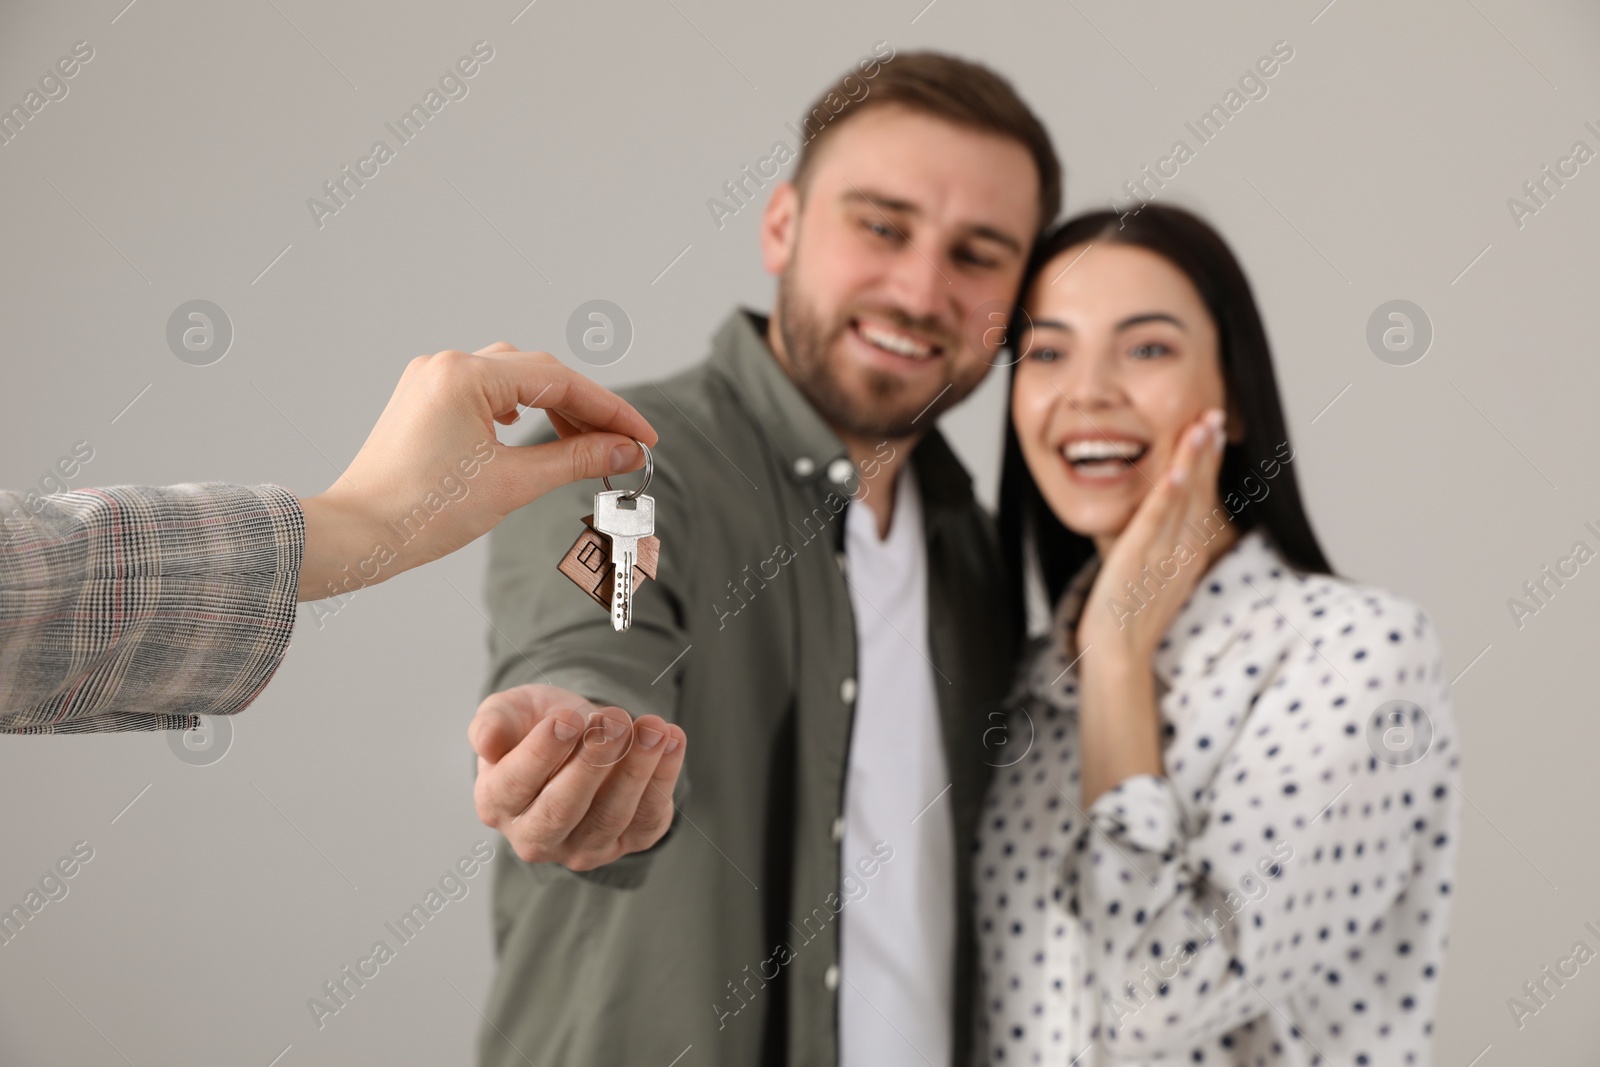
2, 0, 1597, 1063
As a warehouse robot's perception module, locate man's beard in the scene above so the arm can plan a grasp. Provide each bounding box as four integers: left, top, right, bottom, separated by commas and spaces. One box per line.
774, 268, 981, 441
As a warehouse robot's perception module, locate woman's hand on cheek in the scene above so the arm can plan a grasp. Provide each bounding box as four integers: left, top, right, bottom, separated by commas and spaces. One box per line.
1075, 406, 1229, 669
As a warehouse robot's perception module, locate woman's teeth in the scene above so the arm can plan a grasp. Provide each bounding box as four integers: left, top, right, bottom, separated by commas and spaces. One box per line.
1061, 439, 1148, 475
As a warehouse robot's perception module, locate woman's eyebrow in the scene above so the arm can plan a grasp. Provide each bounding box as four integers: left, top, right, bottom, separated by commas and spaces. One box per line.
1118, 311, 1186, 331
1026, 312, 1187, 333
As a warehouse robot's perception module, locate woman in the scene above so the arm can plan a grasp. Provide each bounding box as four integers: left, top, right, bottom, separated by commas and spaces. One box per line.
975, 205, 1462, 1066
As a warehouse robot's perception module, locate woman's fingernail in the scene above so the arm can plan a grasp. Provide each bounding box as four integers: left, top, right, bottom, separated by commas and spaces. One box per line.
553, 717, 579, 742
610, 443, 640, 472
1188, 423, 1210, 450
638, 725, 664, 750
665, 736, 681, 754
1207, 408, 1226, 432
1169, 464, 1187, 486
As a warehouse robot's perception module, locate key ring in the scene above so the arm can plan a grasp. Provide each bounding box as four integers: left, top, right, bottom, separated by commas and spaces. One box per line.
602, 439, 653, 500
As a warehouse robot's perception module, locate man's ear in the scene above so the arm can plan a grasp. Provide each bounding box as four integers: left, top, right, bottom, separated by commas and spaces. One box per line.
761, 181, 800, 276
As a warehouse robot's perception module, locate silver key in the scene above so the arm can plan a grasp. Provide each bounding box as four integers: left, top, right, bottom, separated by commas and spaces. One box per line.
593, 488, 655, 632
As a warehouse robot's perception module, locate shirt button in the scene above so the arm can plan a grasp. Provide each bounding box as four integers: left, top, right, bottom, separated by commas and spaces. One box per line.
835, 551, 848, 576
839, 678, 857, 704
793, 457, 816, 477
827, 458, 854, 485
831, 816, 844, 842
824, 964, 840, 992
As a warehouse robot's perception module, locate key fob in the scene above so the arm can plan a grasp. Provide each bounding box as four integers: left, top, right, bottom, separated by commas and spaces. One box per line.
557, 514, 660, 610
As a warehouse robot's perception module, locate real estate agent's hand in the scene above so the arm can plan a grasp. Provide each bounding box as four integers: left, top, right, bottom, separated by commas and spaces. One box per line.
297, 342, 658, 601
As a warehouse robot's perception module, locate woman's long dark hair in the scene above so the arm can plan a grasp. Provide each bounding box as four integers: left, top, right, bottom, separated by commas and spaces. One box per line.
998, 203, 1334, 634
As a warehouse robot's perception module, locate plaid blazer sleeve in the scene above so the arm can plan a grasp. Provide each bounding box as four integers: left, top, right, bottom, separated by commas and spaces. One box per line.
0, 483, 304, 734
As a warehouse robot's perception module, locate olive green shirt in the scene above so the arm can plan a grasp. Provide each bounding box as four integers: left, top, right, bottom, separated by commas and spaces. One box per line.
477, 308, 1018, 1067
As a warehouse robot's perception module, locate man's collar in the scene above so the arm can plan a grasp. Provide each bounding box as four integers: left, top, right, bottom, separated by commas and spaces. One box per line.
1051, 524, 1291, 690
707, 307, 975, 517
707, 308, 849, 490
908, 428, 976, 518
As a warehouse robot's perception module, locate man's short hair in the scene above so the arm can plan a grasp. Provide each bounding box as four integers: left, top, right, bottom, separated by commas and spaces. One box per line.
791, 49, 1062, 232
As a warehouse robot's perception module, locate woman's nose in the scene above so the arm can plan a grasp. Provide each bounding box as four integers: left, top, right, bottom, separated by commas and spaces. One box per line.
1059, 347, 1121, 408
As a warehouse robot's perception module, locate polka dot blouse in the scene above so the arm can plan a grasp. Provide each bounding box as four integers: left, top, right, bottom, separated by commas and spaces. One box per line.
974, 526, 1463, 1066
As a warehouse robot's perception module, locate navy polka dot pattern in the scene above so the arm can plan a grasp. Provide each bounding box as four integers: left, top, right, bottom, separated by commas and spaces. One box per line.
973, 527, 1462, 1066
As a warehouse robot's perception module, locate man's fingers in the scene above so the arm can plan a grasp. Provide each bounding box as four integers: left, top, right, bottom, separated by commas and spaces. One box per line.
508, 709, 633, 852
619, 724, 686, 854
469, 683, 594, 762
475, 707, 586, 826
469, 700, 530, 764
565, 716, 673, 853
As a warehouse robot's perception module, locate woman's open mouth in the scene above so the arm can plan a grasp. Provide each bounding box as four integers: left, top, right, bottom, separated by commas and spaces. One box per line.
1060, 438, 1149, 482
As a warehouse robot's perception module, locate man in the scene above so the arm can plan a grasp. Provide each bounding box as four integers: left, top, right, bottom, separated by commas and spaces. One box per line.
1, 344, 662, 749
470, 51, 1061, 1065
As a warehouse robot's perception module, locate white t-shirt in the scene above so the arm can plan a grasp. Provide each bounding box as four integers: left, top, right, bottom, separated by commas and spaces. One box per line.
838, 465, 955, 1067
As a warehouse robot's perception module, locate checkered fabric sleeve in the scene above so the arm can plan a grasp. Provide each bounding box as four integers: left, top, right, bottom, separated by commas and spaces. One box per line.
0, 483, 304, 733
